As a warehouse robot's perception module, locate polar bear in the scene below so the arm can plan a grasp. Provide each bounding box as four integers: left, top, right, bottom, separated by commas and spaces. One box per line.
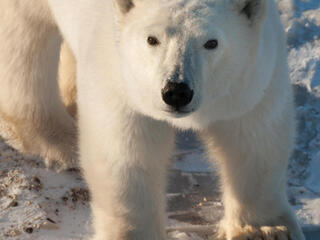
0, 0, 305, 239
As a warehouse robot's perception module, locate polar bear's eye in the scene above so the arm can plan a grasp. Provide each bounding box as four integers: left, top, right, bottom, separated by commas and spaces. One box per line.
147, 36, 160, 46
204, 39, 218, 50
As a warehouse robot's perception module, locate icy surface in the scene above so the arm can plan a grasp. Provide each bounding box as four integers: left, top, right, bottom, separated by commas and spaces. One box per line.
0, 0, 320, 239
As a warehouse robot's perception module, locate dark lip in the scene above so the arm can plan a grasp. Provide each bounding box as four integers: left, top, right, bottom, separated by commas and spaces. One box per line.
163, 108, 194, 117
164, 109, 191, 114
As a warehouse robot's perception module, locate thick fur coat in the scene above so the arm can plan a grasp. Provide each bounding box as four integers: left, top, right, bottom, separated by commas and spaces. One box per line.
0, 0, 305, 239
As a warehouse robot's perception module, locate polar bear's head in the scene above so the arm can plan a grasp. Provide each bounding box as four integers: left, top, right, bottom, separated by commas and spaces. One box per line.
114, 0, 280, 129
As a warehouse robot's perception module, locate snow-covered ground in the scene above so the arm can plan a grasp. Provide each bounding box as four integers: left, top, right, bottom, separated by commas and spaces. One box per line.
0, 0, 320, 239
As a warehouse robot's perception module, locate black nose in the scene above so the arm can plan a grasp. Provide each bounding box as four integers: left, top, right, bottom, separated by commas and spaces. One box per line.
161, 82, 193, 109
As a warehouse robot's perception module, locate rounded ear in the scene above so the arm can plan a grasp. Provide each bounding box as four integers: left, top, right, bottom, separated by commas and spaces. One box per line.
234, 0, 267, 25
114, 0, 135, 14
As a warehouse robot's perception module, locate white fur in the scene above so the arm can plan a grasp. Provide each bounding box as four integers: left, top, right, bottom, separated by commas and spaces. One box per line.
0, 0, 77, 170
59, 42, 77, 118
0, 0, 305, 239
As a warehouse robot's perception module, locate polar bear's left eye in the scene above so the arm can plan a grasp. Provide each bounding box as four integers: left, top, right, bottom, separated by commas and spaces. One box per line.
204, 39, 218, 50
147, 36, 160, 46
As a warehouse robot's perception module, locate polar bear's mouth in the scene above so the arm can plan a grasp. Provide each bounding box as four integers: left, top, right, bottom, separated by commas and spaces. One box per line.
163, 108, 194, 118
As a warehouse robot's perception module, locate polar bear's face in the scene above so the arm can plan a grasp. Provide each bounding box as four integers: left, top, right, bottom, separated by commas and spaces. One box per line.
115, 0, 268, 129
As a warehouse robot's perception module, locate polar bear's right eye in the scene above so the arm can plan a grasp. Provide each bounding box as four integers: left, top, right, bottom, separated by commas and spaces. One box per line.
147, 36, 160, 46
204, 39, 218, 50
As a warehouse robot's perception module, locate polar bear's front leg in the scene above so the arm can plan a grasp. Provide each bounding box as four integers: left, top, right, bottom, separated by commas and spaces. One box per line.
80, 107, 174, 240
202, 104, 304, 240
0, 1, 77, 170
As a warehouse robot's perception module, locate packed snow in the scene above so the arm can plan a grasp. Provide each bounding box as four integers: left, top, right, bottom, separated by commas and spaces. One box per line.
0, 0, 319, 239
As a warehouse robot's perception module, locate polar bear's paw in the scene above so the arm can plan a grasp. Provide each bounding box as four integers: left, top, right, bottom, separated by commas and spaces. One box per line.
41, 132, 78, 172
259, 226, 290, 240
43, 147, 78, 172
218, 225, 291, 240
